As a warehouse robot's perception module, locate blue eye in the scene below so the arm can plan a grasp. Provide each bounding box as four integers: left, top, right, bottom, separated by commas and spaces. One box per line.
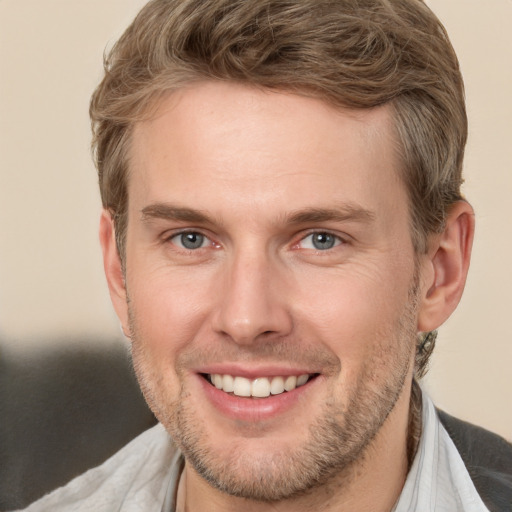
172, 232, 208, 250
300, 232, 341, 250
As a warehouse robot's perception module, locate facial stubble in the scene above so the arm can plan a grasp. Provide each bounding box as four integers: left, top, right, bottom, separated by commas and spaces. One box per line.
127, 284, 418, 503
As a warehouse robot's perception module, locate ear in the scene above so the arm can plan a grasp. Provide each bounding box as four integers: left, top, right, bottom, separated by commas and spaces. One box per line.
417, 201, 475, 332
99, 210, 130, 337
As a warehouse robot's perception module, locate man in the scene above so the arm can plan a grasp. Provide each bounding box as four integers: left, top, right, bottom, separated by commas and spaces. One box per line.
18, 0, 511, 511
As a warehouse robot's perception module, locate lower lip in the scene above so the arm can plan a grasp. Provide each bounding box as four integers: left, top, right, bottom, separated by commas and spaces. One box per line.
198, 375, 319, 422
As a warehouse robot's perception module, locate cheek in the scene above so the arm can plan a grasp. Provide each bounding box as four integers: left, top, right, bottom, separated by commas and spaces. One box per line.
292, 262, 415, 363
127, 263, 214, 356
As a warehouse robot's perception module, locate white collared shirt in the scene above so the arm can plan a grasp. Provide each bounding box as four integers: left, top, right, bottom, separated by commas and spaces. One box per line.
393, 389, 490, 512
15, 391, 491, 512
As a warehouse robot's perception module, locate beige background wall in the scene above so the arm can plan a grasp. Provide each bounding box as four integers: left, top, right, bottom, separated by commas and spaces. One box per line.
0, 0, 510, 439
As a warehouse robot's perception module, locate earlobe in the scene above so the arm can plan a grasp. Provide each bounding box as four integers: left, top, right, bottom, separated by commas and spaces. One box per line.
99, 210, 130, 333
417, 201, 475, 332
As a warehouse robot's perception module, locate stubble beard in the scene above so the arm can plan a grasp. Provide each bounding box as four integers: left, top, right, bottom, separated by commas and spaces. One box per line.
128, 287, 418, 503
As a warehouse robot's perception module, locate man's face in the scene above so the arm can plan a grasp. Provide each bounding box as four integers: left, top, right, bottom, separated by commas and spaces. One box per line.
120, 82, 422, 500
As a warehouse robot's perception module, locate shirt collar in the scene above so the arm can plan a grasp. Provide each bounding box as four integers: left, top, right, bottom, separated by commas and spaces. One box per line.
393, 388, 490, 512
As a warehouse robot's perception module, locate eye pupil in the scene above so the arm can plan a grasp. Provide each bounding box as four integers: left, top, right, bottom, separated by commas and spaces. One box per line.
181, 232, 204, 249
312, 233, 335, 250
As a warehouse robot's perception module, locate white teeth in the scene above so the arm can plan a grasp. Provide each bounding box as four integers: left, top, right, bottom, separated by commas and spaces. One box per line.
213, 374, 223, 389
222, 374, 234, 392
252, 378, 271, 398
233, 376, 252, 397
297, 374, 309, 386
270, 376, 285, 395
284, 375, 297, 391
209, 373, 312, 397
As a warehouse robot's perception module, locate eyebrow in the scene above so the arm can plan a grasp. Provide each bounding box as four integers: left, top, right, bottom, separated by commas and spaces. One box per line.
140, 202, 376, 227
141, 204, 214, 224
285, 205, 376, 225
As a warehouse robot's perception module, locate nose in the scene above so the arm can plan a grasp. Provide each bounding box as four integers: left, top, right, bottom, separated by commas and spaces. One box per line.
211, 249, 293, 345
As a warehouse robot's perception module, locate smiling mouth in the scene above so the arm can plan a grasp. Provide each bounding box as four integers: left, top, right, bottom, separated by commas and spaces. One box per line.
203, 373, 318, 398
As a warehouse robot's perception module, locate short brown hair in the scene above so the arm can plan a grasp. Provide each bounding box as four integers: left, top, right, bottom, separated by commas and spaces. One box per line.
90, 0, 467, 375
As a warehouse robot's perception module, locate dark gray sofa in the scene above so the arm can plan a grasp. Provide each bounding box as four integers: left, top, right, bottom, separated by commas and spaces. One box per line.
0, 339, 157, 510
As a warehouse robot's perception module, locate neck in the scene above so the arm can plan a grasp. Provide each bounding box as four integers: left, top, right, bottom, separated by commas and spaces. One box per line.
178, 382, 421, 512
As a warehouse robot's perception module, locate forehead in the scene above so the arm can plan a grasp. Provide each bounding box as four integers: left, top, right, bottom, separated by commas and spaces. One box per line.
128, 81, 407, 228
